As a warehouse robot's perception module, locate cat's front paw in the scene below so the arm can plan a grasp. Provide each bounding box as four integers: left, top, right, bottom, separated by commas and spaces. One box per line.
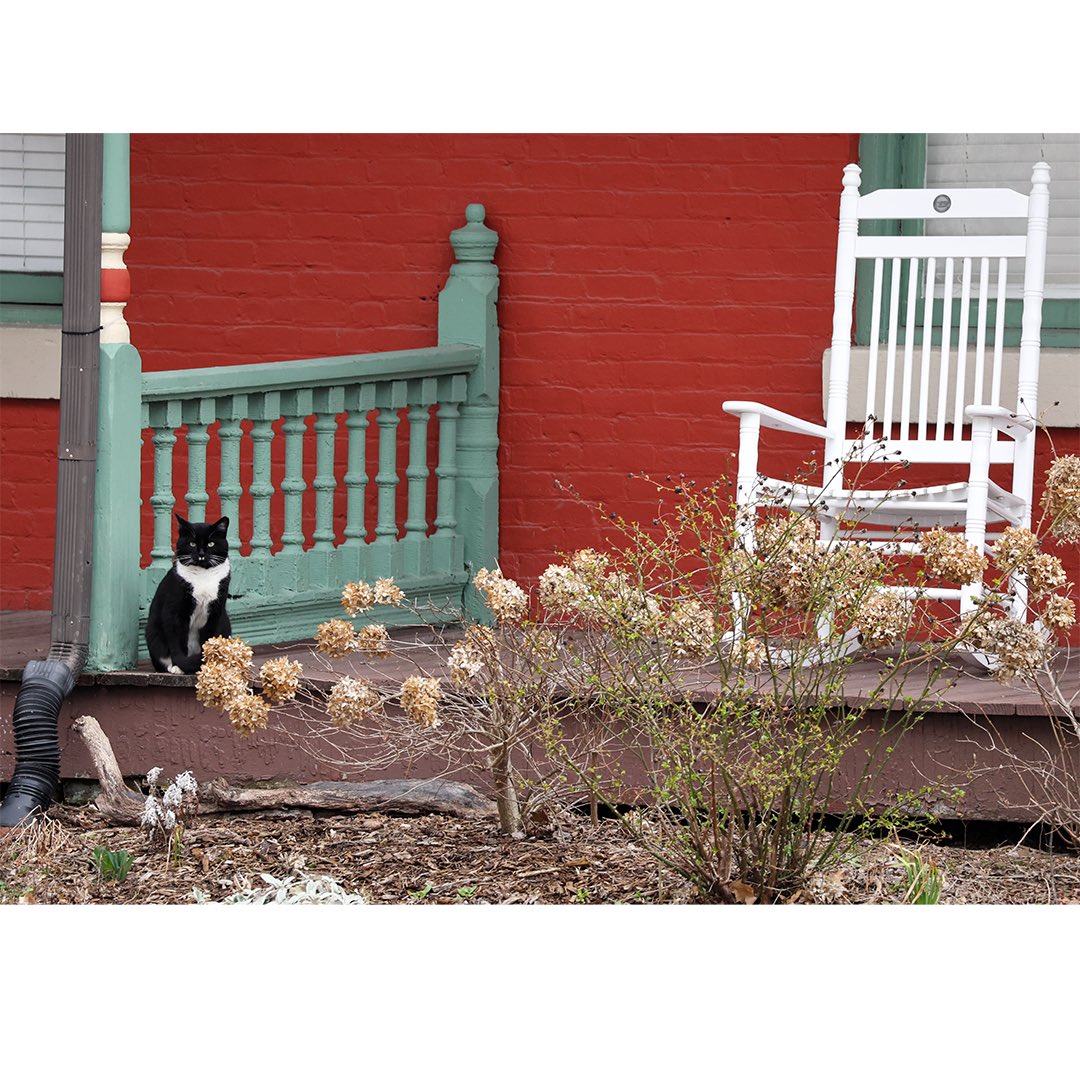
167, 664, 183, 675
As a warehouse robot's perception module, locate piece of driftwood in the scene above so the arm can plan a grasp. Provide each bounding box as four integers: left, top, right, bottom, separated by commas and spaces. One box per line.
70, 714, 496, 824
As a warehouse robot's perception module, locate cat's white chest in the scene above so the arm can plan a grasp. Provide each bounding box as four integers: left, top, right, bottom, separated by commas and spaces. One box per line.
176, 559, 230, 654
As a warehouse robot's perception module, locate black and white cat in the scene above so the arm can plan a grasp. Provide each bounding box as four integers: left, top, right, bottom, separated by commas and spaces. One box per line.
146, 515, 232, 674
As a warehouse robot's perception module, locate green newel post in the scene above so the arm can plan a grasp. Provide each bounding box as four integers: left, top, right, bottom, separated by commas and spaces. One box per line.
87, 343, 142, 669
439, 204, 500, 621
88, 136, 139, 669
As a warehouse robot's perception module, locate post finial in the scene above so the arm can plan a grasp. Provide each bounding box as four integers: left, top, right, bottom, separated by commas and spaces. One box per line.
1031, 161, 1051, 189
842, 163, 862, 188
450, 203, 498, 265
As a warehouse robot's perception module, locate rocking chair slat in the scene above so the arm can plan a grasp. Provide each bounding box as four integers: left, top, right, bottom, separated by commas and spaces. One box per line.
865, 257, 884, 437
882, 257, 902, 439
972, 256, 991, 410
991, 257, 1008, 409
953, 257, 973, 439
936, 256, 955, 441
917, 256, 936, 441
900, 257, 919, 435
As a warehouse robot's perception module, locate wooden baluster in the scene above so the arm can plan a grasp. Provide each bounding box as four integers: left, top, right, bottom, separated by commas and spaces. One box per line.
280, 388, 311, 553
183, 398, 214, 523
217, 395, 246, 533
248, 391, 280, 559
432, 374, 467, 574
372, 380, 407, 577
343, 383, 375, 547
403, 377, 437, 576
312, 386, 344, 551
148, 399, 181, 569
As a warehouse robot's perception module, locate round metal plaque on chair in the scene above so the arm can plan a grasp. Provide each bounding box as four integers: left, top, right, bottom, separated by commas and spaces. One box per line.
933, 194, 952, 213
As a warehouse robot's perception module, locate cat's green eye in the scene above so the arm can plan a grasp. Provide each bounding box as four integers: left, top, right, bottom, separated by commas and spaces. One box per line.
208, 541, 215, 547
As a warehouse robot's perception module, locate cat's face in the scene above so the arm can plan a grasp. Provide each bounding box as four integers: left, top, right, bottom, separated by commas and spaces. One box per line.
175, 515, 229, 570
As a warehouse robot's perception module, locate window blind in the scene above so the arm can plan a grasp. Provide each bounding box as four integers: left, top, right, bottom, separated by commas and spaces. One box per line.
924, 133, 1080, 298
0, 133, 65, 274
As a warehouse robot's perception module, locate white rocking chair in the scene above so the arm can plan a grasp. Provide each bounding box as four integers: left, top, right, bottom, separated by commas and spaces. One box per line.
723, 161, 1050, 624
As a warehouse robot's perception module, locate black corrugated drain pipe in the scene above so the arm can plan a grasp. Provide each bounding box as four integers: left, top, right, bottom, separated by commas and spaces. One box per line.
0, 134, 104, 827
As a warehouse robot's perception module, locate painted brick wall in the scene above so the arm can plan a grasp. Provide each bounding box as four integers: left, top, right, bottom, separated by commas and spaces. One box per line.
125, 132, 862, 584
3, 132, 1075, 616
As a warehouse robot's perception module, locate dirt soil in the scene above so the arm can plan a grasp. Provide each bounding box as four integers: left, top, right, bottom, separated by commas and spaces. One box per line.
2, 803, 1079, 905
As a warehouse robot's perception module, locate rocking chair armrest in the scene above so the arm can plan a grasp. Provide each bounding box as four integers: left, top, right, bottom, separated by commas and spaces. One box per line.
964, 405, 1036, 439
722, 401, 829, 440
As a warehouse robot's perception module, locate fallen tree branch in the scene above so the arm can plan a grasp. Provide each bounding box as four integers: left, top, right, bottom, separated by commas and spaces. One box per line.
70, 714, 496, 825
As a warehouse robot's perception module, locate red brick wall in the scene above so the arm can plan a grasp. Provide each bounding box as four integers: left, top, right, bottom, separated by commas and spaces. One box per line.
4, 133, 1075, 615
0, 398, 58, 607
127, 132, 860, 581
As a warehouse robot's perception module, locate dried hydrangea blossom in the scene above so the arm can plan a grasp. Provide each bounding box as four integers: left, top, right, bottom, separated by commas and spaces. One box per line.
853, 591, 913, 649
538, 563, 593, 615
602, 573, 662, 634
731, 636, 767, 671
201, 636, 254, 672
919, 528, 987, 586
227, 692, 272, 736
354, 624, 391, 658
326, 676, 381, 729
474, 567, 528, 624
1028, 551, 1068, 598
568, 548, 610, 576
196, 660, 251, 712
1041, 594, 1076, 632
341, 581, 376, 616
400, 675, 441, 728
755, 513, 820, 609
448, 626, 494, 687
976, 617, 1050, 683
1041, 454, 1080, 544
991, 526, 1039, 574
523, 625, 559, 665
374, 578, 406, 607
315, 619, 357, 658
259, 657, 303, 704
664, 597, 716, 660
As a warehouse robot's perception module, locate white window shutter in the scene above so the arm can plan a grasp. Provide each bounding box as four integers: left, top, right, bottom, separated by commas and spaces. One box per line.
0, 133, 66, 274
924, 133, 1080, 298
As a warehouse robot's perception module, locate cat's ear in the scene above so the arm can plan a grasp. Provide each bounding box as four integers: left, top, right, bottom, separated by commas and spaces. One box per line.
175, 514, 192, 533
211, 516, 230, 535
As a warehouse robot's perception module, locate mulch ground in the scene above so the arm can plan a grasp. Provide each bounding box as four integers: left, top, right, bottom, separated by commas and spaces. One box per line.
2, 803, 1079, 904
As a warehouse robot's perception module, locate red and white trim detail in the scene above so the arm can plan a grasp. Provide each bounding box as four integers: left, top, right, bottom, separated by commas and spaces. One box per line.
100, 231, 131, 344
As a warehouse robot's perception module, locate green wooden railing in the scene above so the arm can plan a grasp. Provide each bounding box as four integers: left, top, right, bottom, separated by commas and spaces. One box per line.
86, 205, 500, 671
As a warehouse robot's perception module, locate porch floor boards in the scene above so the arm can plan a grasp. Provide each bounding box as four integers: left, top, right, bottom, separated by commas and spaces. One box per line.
1, 608, 1072, 716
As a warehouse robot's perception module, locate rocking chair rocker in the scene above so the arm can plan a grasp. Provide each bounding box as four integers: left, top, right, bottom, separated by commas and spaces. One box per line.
723, 160, 1051, 623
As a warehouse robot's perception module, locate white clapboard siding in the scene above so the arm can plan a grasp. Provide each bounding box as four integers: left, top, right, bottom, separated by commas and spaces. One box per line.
925, 133, 1080, 298
0, 133, 65, 274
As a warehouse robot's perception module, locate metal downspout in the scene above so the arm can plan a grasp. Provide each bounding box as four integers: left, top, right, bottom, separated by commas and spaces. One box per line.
0, 133, 104, 826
